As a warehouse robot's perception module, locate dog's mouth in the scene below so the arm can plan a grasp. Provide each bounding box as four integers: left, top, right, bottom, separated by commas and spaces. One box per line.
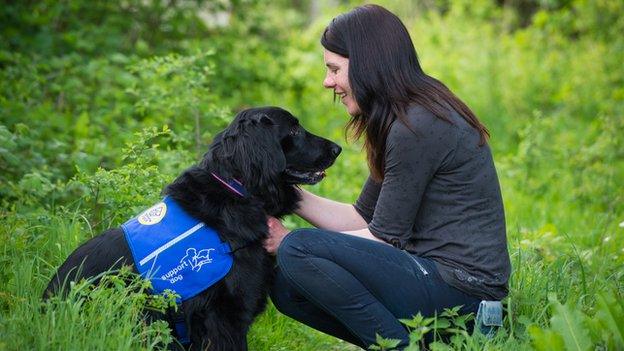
283, 168, 327, 185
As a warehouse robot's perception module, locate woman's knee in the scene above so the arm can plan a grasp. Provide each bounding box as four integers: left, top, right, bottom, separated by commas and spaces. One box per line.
276, 228, 322, 259
276, 227, 342, 280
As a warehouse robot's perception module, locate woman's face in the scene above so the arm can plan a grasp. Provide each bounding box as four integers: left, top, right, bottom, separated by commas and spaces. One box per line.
323, 49, 361, 116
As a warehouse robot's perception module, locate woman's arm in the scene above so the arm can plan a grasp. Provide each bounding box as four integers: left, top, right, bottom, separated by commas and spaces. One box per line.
295, 188, 368, 232
264, 185, 384, 254
263, 212, 386, 254
342, 227, 388, 244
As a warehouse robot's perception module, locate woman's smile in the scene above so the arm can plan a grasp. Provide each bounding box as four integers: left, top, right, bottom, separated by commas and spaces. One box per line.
322, 49, 361, 116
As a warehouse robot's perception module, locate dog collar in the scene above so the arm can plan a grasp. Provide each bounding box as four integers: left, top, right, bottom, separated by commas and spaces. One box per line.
210, 172, 248, 198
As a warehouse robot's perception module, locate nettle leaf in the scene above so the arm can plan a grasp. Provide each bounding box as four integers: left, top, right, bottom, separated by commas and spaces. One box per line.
548, 294, 592, 351
428, 341, 453, 351
372, 333, 401, 350
403, 344, 420, 351
595, 291, 624, 348
528, 324, 566, 351
399, 313, 432, 329
440, 306, 461, 318
407, 329, 427, 345
433, 318, 451, 330
453, 313, 473, 330
400, 318, 419, 329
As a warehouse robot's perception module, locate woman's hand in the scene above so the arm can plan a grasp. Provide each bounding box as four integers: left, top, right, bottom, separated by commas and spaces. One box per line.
263, 216, 291, 255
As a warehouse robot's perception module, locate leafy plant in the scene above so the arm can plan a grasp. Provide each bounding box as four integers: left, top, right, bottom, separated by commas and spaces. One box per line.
371, 306, 475, 351
1, 0, 623, 350
529, 291, 624, 351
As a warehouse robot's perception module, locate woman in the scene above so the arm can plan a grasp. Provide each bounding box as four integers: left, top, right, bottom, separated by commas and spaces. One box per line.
264, 4, 510, 349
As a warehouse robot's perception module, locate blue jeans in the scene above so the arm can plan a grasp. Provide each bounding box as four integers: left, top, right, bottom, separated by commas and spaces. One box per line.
270, 228, 481, 349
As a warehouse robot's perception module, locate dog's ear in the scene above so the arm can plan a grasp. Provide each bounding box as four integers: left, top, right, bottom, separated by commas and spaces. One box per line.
211, 110, 286, 191
238, 112, 275, 127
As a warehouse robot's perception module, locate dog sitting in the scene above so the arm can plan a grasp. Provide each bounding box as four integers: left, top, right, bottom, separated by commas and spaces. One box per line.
43, 106, 342, 350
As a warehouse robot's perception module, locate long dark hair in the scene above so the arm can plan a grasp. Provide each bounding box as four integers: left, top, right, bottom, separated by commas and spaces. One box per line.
321, 4, 489, 181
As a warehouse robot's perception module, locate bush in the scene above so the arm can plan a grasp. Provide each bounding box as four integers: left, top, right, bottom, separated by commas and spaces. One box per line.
1, 0, 622, 349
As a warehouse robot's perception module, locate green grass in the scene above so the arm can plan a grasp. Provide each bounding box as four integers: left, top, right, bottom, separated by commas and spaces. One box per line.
1, 0, 623, 350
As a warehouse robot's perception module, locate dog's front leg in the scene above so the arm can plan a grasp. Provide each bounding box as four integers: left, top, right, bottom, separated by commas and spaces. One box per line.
190, 310, 249, 351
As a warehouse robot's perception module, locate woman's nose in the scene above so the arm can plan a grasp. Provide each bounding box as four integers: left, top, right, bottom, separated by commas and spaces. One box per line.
323, 74, 334, 89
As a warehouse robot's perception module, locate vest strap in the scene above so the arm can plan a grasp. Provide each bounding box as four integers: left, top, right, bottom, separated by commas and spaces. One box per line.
217, 242, 232, 255
175, 321, 190, 345
168, 309, 190, 345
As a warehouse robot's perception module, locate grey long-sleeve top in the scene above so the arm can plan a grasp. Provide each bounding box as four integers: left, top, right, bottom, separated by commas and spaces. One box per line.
354, 105, 511, 300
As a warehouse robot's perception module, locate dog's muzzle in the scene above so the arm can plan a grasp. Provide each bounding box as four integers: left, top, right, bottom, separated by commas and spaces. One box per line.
283, 168, 327, 185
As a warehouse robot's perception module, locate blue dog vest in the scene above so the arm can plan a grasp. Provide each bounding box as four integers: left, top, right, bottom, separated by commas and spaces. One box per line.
121, 197, 233, 303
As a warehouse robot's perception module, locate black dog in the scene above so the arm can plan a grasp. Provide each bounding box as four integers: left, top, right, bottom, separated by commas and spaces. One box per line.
43, 106, 341, 350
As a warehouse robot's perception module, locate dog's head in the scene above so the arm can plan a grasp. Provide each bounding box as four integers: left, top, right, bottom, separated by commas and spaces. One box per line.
205, 107, 341, 212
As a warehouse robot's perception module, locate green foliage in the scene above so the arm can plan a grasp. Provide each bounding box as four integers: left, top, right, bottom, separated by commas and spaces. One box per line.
71, 126, 179, 230
369, 333, 402, 350
31, 267, 176, 350
529, 291, 624, 351
1, 0, 623, 350
547, 294, 591, 351
594, 292, 624, 349
400, 313, 436, 347
528, 326, 566, 351
373, 306, 477, 350
0, 0, 210, 57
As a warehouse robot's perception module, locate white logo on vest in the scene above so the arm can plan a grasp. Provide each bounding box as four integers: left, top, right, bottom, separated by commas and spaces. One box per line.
181, 247, 215, 272
160, 247, 215, 284
138, 202, 167, 225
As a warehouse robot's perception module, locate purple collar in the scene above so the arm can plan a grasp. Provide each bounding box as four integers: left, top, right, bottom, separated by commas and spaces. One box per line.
210, 172, 248, 198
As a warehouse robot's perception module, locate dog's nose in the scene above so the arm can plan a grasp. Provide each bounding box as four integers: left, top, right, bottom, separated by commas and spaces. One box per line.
331, 144, 342, 158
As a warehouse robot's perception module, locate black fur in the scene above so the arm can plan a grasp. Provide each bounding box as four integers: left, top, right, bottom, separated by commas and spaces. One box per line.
43, 107, 342, 350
